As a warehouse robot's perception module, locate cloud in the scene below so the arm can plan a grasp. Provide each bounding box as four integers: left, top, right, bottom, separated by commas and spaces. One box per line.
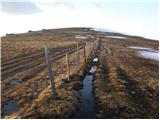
1, 1, 42, 15
0, 0, 158, 40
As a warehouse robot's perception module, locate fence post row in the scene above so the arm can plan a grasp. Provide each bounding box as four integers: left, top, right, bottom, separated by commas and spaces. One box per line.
44, 39, 98, 95
66, 52, 70, 81
44, 38, 100, 97
45, 47, 57, 98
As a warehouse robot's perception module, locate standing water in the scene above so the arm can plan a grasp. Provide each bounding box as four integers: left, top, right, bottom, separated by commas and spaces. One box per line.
71, 58, 98, 119
2, 100, 20, 117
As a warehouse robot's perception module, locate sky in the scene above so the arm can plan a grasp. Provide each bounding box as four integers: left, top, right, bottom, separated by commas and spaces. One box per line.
0, 0, 158, 40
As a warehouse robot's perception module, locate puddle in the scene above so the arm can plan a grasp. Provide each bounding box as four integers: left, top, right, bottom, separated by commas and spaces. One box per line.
2, 100, 20, 117
128, 46, 159, 61
71, 58, 98, 118
71, 75, 96, 118
9, 78, 23, 85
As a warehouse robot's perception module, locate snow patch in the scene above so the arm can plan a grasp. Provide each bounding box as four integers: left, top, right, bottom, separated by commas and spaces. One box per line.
104, 36, 127, 39
89, 66, 97, 74
86, 35, 95, 39
128, 46, 159, 61
75, 35, 95, 39
90, 28, 114, 33
139, 51, 159, 61
93, 58, 98, 62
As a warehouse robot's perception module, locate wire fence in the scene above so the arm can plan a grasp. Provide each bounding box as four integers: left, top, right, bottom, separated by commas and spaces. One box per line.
45, 37, 100, 98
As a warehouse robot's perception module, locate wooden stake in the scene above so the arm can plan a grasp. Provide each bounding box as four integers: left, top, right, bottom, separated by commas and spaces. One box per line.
45, 47, 57, 98
93, 40, 96, 55
77, 43, 80, 74
85, 42, 88, 59
107, 48, 111, 54
83, 44, 86, 63
66, 53, 70, 81
89, 41, 92, 56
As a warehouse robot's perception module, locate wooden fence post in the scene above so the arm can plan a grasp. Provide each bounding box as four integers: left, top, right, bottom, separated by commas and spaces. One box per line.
93, 40, 96, 55
66, 52, 70, 81
83, 44, 86, 63
85, 42, 88, 59
45, 47, 57, 98
89, 41, 92, 56
107, 48, 111, 54
77, 43, 80, 74
90, 41, 94, 57
97, 37, 99, 51
105, 41, 107, 49
92, 41, 94, 52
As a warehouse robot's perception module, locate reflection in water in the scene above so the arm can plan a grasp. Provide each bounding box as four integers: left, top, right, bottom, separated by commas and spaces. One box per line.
72, 75, 96, 118
2, 100, 20, 117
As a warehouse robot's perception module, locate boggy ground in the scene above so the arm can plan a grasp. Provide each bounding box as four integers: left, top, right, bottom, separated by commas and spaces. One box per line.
4, 62, 89, 119
4, 77, 82, 119
1, 27, 159, 119
94, 37, 159, 118
1, 27, 93, 118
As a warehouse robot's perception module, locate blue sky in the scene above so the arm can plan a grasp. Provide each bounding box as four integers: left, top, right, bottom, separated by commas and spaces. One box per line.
0, 0, 158, 40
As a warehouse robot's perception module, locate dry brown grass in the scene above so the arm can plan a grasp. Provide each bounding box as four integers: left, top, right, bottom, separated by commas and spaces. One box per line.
94, 37, 158, 118
2, 27, 159, 118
